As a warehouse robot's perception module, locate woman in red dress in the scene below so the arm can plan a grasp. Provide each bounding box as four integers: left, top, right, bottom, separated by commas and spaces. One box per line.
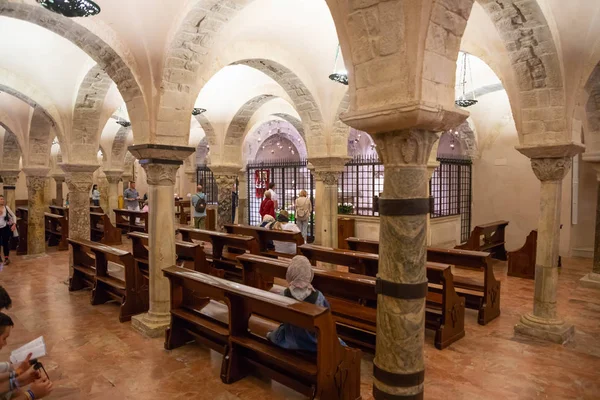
259, 190, 275, 220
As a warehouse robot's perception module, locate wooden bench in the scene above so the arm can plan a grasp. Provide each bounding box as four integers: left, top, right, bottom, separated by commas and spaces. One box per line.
44, 213, 68, 251
114, 209, 148, 233
224, 224, 304, 258
90, 205, 104, 214
177, 226, 259, 280
90, 212, 123, 246
456, 220, 509, 260
49, 205, 68, 217
163, 266, 362, 399
346, 237, 379, 254
507, 230, 537, 279
175, 199, 191, 225
128, 231, 210, 275
427, 247, 500, 325
299, 244, 379, 276
68, 238, 148, 322
15, 207, 28, 256
238, 254, 464, 351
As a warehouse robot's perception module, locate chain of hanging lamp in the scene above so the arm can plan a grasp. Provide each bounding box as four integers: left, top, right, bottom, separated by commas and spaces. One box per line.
37, 0, 101, 17
329, 45, 349, 86
455, 52, 478, 107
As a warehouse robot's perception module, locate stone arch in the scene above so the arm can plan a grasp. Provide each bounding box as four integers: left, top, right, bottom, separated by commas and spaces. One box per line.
0, 126, 21, 169
224, 94, 276, 146
244, 119, 308, 163
272, 113, 305, 140
583, 62, 600, 147
111, 126, 133, 168
26, 108, 54, 167
196, 137, 210, 166
231, 59, 324, 139
71, 64, 114, 160
0, 2, 148, 142
194, 114, 217, 146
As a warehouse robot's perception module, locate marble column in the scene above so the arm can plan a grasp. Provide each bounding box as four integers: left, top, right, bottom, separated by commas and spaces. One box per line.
0, 171, 19, 211
97, 169, 109, 213
185, 168, 196, 226
426, 142, 440, 246
128, 144, 194, 338
43, 177, 52, 208
237, 169, 248, 225
309, 157, 347, 248
366, 130, 439, 399
211, 166, 239, 232
104, 170, 123, 223
52, 175, 65, 207
23, 167, 51, 256
514, 143, 584, 344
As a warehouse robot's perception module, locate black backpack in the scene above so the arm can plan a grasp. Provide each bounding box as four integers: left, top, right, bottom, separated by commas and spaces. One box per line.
194, 194, 207, 213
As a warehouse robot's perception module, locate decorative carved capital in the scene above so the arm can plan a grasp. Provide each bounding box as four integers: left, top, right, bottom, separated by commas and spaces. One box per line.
531, 157, 572, 182
65, 172, 94, 193
313, 171, 340, 186
214, 174, 237, 189
104, 170, 124, 185
143, 163, 179, 186
372, 129, 440, 166
0, 171, 19, 187
52, 175, 65, 184
26, 175, 46, 192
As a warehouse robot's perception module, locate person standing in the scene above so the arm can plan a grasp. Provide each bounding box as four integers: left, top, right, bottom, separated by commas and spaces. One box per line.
91, 184, 100, 207
266, 182, 278, 211
294, 190, 312, 242
259, 190, 275, 220
191, 184, 207, 229
0, 195, 17, 266
123, 181, 140, 211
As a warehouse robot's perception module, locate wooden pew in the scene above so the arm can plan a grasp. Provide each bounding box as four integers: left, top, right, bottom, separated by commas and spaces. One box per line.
90, 205, 104, 214
128, 231, 210, 275
49, 205, 68, 217
224, 224, 304, 258
427, 247, 500, 325
90, 212, 123, 246
68, 238, 147, 322
346, 237, 379, 254
15, 207, 28, 256
175, 199, 191, 225
456, 220, 509, 260
298, 244, 378, 276
238, 254, 465, 351
163, 266, 362, 399
114, 209, 148, 233
507, 230, 537, 279
44, 213, 68, 251
177, 226, 259, 279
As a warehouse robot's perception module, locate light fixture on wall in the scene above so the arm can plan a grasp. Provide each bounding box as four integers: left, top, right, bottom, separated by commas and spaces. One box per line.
328, 45, 349, 86
37, 0, 101, 17
455, 52, 478, 108
192, 108, 207, 116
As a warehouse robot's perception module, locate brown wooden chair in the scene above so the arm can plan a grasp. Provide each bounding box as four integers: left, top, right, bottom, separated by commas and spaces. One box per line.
507, 230, 537, 279
114, 209, 148, 233
456, 220, 509, 260
44, 213, 68, 251
163, 266, 362, 400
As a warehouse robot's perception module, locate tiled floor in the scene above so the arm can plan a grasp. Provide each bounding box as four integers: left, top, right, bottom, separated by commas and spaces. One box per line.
1, 245, 599, 399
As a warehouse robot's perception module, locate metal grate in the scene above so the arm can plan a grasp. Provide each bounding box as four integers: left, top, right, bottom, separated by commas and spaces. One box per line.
430, 155, 472, 243
246, 159, 314, 242
196, 165, 218, 204
338, 155, 384, 216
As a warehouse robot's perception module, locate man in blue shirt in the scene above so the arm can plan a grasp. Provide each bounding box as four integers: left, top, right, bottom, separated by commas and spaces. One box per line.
123, 181, 140, 211
191, 184, 206, 229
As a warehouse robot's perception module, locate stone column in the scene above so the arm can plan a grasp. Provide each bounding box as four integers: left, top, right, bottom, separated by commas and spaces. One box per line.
0, 171, 19, 211
581, 158, 600, 289
104, 170, 123, 223
184, 168, 196, 226
23, 167, 50, 256
211, 166, 239, 232
128, 144, 194, 337
309, 157, 347, 247
52, 175, 65, 207
237, 169, 248, 225
43, 177, 52, 208
426, 141, 440, 246
514, 143, 584, 343
97, 169, 109, 212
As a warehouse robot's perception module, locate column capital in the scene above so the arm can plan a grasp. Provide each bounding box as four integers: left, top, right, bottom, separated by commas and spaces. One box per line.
210, 164, 241, 177
313, 171, 341, 186
372, 129, 440, 166
128, 144, 195, 163
308, 156, 349, 173
516, 143, 583, 182
103, 169, 124, 184
61, 164, 98, 192
51, 174, 66, 183
22, 166, 50, 178
143, 163, 180, 187
0, 170, 20, 187
341, 101, 468, 134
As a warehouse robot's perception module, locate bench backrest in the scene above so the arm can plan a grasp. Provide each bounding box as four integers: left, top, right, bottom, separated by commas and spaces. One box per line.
345, 237, 379, 254
299, 244, 379, 275
427, 247, 490, 270
224, 224, 304, 252
49, 205, 67, 216
465, 220, 508, 249
177, 226, 259, 258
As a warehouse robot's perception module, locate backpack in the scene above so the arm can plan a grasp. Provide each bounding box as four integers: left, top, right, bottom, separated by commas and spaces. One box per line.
194, 194, 207, 213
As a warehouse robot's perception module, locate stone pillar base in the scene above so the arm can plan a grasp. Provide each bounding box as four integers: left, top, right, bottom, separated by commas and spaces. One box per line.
580, 272, 600, 289
131, 312, 170, 338
514, 313, 574, 344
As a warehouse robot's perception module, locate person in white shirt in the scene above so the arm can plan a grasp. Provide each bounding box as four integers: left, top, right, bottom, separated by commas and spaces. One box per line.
266, 183, 278, 211
268, 210, 300, 254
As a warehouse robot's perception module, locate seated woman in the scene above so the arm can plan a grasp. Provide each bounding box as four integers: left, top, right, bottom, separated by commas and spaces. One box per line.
269, 210, 300, 254
267, 256, 345, 351
259, 215, 276, 250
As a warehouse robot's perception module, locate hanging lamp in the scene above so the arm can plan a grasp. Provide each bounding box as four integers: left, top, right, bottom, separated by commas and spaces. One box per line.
192, 108, 207, 116
329, 45, 349, 86
37, 0, 101, 17
455, 52, 478, 108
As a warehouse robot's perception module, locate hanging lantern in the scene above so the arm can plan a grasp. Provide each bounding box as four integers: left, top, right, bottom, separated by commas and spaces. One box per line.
37, 0, 101, 17
455, 52, 478, 108
329, 45, 349, 86
192, 108, 207, 116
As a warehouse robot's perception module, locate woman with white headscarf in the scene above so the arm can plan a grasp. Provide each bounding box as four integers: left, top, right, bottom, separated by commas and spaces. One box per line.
267, 255, 345, 351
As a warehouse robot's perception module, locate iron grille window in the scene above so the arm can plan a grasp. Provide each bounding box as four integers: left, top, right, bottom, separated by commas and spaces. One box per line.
246, 159, 315, 242
196, 164, 218, 204
430, 156, 472, 243
338, 155, 384, 216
